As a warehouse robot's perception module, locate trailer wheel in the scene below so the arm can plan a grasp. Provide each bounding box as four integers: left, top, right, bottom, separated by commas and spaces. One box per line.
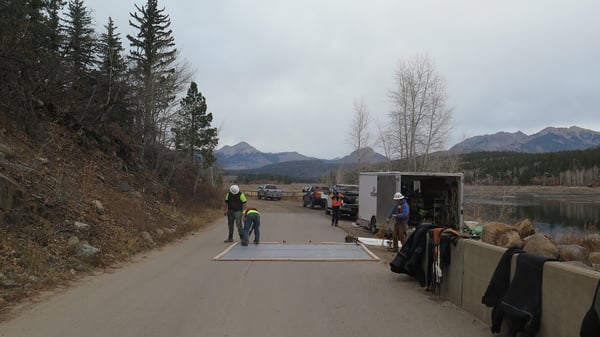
370, 216, 377, 234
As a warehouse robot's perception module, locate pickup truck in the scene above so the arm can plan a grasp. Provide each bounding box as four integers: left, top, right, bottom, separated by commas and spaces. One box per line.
324, 184, 359, 219
257, 184, 283, 200
302, 186, 330, 209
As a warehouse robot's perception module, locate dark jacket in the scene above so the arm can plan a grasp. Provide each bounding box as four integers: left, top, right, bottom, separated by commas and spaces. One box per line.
499, 253, 554, 336
482, 248, 554, 336
482, 246, 524, 334
389, 223, 439, 286
580, 279, 600, 337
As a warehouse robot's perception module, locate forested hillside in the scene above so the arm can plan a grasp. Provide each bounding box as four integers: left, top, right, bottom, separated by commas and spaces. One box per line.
460, 147, 600, 186
228, 147, 600, 186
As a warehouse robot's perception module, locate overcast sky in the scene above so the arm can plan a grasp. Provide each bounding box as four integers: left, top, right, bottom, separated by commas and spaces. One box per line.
86, 0, 600, 159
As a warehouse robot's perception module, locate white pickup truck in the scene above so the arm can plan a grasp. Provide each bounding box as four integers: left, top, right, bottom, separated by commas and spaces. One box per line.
257, 184, 283, 200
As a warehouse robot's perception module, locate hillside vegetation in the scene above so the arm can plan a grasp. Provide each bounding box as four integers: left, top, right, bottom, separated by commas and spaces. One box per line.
0, 122, 223, 313
1, 0, 227, 313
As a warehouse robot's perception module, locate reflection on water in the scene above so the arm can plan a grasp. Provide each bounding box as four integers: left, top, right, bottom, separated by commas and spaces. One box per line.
465, 193, 600, 237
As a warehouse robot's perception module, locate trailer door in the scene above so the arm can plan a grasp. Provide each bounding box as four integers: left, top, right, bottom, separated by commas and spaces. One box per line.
376, 174, 399, 228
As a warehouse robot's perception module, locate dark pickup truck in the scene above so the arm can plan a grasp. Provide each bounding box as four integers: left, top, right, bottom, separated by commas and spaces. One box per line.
324, 184, 359, 219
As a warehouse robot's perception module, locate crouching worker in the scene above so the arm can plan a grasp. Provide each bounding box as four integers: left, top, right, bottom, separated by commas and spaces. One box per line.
242, 207, 261, 246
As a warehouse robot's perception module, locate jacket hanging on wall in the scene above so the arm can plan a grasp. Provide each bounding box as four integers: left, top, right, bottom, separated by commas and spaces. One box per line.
482, 246, 524, 334
499, 252, 554, 337
580, 279, 600, 337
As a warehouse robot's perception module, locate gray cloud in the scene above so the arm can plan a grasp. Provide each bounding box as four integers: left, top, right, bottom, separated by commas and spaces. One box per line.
88, 0, 600, 158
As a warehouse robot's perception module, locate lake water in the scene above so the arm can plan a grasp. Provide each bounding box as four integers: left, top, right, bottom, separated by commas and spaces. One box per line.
464, 191, 600, 237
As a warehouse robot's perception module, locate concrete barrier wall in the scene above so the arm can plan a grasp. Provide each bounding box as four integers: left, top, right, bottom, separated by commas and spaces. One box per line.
441, 239, 600, 337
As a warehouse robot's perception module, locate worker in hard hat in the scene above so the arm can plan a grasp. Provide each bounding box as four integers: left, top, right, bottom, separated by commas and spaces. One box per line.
223, 184, 247, 243
386, 192, 410, 252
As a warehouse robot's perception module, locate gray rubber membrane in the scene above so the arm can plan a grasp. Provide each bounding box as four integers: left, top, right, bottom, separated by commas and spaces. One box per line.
213, 243, 379, 261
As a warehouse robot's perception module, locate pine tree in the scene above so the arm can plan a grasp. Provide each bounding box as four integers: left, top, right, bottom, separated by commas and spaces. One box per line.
172, 82, 218, 168
62, 0, 98, 125
0, 0, 58, 131
63, 0, 96, 78
127, 0, 178, 145
96, 17, 131, 127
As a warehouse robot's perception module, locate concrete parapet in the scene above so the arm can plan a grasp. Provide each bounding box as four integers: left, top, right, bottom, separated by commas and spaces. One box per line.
441, 239, 600, 336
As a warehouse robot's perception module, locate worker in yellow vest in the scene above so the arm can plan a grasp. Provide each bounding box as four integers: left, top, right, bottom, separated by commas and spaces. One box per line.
242, 207, 261, 246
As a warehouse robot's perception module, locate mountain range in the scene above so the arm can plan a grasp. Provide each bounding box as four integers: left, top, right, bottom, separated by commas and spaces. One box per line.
216, 142, 387, 171
449, 126, 600, 153
216, 126, 600, 172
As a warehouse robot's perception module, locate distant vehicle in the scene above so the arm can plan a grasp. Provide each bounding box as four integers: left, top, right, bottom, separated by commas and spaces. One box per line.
258, 184, 283, 200
302, 186, 329, 208
323, 184, 359, 219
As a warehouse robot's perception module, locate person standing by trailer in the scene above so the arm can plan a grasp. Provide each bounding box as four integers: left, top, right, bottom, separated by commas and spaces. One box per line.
330, 191, 343, 226
386, 192, 410, 252
223, 184, 247, 243
242, 207, 261, 246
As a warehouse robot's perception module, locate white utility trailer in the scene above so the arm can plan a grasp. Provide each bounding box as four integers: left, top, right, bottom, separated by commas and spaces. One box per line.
356, 171, 464, 235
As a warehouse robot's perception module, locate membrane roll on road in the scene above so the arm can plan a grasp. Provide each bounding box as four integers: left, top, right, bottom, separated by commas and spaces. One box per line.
213, 242, 379, 262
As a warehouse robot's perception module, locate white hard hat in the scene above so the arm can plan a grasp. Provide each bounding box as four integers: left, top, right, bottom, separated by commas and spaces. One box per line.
393, 192, 404, 200
230, 184, 240, 194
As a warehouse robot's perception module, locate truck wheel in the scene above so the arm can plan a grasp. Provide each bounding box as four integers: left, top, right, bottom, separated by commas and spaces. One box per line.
370, 216, 377, 234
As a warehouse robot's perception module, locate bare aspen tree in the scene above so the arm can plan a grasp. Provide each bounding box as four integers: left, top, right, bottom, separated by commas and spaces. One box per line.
388, 54, 452, 171
376, 122, 395, 171
349, 97, 371, 173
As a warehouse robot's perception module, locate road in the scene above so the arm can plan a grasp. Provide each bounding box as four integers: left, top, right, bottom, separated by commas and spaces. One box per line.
0, 198, 490, 337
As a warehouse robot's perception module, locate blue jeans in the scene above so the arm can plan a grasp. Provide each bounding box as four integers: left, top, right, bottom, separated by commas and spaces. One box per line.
243, 213, 260, 245
227, 210, 243, 239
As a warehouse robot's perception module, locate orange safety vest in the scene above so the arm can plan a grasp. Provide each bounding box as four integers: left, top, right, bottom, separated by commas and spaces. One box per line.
331, 195, 343, 207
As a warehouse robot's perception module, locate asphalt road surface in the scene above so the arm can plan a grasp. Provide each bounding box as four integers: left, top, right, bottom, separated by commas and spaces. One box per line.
0, 198, 490, 337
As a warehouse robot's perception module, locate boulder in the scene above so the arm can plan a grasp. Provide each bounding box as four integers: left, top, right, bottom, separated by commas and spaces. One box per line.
481, 222, 522, 248
557, 244, 586, 262
77, 242, 100, 257
582, 234, 600, 253
523, 234, 559, 259
514, 218, 535, 238
588, 252, 600, 271
92, 200, 105, 214
140, 231, 155, 247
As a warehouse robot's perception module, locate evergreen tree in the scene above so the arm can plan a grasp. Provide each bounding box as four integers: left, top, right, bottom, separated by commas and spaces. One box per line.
127, 0, 178, 146
62, 0, 98, 125
63, 0, 96, 78
0, 0, 58, 131
42, 0, 68, 103
172, 82, 218, 168
96, 16, 131, 127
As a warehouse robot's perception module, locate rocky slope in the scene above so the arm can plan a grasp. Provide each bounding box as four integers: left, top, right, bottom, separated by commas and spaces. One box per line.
0, 123, 220, 312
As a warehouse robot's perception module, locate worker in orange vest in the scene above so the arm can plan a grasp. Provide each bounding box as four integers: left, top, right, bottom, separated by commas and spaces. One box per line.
330, 190, 343, 226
